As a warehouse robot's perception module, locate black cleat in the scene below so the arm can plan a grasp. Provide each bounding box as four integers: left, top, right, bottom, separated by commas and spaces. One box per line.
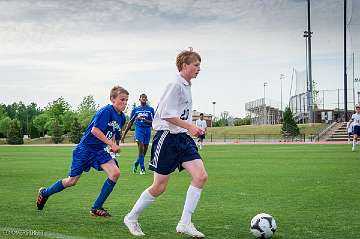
90, 207, 112, 217
36, 187, 48, 210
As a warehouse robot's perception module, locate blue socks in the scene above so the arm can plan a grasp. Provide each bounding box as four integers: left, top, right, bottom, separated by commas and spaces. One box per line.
138, 155, 145, 171
134, 155, 145, 171
43, 180, 65, 198
92, 178, 116, 209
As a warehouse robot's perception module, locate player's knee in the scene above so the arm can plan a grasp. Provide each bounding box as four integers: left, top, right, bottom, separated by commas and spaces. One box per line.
149, 184, 167, 197
110, 170, 120, 181
64, 178, 77, 187
195, 171, 208, 185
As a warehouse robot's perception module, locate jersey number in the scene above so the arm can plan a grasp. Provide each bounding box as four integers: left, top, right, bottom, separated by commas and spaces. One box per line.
180, 109, 190, 120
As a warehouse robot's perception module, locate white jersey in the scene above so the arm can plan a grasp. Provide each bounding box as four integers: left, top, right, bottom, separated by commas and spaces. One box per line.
351, 113, 360, 126
195, 119, 207, 130
152, 74, 192, 134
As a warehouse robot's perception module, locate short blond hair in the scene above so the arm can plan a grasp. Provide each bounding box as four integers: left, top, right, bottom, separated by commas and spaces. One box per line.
176, 47, 201, 72
110, 86, 129, 100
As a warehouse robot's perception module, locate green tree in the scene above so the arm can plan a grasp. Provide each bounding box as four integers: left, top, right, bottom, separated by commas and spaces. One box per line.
234, 116, 251, 126
0, 104, 7, 120
213, 111, 230, 127
69, 117, 82, 144
77, 95, 98, 131
62, 111, 77, 133
7, 119, 23, 145
48, 119, 64, 144
281, 107, 300, 137
45, 97, 71, 120
0, 117, 12, 137
33, 114, 49, 137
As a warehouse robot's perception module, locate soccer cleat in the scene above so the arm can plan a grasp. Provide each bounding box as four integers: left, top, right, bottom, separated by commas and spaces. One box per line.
123, 214, 145, 236
176, 222, 205, 238
140, 170, 146, 175
36, 187, 48, 210
90, 207, 112, 217
132, 165, 138, 174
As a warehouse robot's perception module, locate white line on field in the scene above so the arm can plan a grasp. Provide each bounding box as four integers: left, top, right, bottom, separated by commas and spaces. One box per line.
1, 227, 89, 239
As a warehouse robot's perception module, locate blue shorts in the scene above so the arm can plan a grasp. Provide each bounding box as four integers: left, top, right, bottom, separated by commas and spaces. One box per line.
135, 127, 151, 145
69, 145, 117, 177
354, 125, 360, 135
149, 131, 201, 175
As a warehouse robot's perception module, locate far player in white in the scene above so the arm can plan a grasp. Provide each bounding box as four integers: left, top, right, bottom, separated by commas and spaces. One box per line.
195, 113, 207, 150
348, 104, 360, 151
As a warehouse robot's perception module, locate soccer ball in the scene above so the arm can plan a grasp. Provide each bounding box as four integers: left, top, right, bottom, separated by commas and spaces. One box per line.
250, 213, 277, 238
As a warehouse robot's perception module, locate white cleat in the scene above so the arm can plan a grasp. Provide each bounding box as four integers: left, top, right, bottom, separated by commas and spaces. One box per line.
176, 222, 205, 238
123, 214, 145, 236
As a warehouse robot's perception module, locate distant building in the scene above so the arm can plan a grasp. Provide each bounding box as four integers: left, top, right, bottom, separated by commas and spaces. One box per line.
192, 110, 213, 127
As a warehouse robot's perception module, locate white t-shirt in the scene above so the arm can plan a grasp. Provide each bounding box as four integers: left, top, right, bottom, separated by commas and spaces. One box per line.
152, 74, 193, 134
195, 119, 207, 130
351, 113, 360, 126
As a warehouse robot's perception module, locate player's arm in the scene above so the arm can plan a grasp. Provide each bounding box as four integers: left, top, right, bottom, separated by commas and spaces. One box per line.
164, 117, 204, 137
121, 119, 135, 143
91, 127, 120, 153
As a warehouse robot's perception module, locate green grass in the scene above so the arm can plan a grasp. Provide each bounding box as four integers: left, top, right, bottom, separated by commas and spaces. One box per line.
0, 144, 359, 239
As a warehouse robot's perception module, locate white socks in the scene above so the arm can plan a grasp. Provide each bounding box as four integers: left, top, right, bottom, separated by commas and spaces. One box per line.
353, 140, 357, 149
180, 185, 202, 225
127, 189, 155, 221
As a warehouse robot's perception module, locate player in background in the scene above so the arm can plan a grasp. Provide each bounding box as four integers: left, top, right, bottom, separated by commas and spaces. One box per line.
347, 121, 354, 144
36, 86, 128, 217
348, 104, 360, 151
121, 94, 154, 175
123, 48, 208, 238
195, 113, 207, 150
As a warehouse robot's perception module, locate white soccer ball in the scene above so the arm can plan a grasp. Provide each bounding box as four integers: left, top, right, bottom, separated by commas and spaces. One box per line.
250, 213, 277, 238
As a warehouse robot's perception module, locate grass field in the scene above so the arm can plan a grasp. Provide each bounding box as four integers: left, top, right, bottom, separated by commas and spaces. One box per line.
0, 144, 359, 239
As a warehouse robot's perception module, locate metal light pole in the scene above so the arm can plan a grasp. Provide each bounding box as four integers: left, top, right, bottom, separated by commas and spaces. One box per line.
264, 82, 268, 124
353, 52, 355, 109
212, 101, 216, 126
280, 74, 285, 113
304, 0, 314, 123
344, 0, 348, 121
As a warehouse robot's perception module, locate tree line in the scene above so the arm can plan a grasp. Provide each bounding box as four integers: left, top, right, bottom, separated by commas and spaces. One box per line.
0, 96, 99, 144
1, 95, 296, 145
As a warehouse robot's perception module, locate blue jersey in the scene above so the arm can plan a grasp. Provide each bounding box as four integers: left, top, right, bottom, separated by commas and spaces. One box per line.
79, 104, 126, 149
130, 105, 155, 128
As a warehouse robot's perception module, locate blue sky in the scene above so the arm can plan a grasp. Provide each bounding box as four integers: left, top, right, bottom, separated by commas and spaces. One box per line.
0, 0, 359, 117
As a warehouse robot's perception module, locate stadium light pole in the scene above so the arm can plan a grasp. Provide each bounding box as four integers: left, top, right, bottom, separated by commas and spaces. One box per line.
263, 82, 268, 124
280, 74, 285, 114
212, 101, 216, 125
303, 0, 314, 123
344, 0, 348, 121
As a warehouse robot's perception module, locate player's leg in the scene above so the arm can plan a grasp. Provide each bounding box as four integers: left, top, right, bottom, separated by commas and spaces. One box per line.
176, 159, 207, 237
36, 175, 80, 210
353, 134, 358, 151
199, 136, 204, 150
124, 173, 170, 236
36, 146, 88, 210
138, 142, 146, 174
91, 159, 120, 217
